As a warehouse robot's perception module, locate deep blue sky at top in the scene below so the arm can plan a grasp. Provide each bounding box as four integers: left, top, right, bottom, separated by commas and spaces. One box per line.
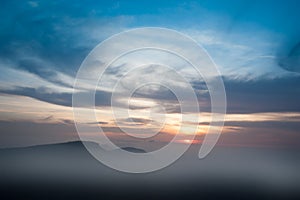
2, 0, 300, 51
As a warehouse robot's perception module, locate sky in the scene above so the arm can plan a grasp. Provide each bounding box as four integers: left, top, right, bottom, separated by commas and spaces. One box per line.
0, 0, 300, 149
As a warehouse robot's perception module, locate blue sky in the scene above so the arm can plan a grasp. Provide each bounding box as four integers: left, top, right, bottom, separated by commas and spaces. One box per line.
0, 0, 300, 148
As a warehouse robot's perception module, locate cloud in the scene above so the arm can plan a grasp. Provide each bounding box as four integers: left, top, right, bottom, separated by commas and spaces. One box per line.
122, 117, 154, 126
0, 86, 112, 107
0, 0, 133, 89
224, 76, 300, 113
1, 0, 299, 83
279, 42, 300, 73
0, 87, 72, 107
17, 57, 73, 88
2, 72, 300, 116
219, 121, 300, 147
191, 75, 300, 114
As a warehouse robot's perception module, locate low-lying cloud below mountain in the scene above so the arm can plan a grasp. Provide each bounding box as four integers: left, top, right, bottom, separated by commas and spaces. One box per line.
0, 141, 299, 200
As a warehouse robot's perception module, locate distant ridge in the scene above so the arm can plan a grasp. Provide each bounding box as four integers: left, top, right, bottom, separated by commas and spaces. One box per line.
121, 147, 147, 153
0, 140, 147, 154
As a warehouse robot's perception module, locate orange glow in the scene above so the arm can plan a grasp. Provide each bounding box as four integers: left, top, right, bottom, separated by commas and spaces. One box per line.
181, 139, 201, 144
184, 139, 192, 144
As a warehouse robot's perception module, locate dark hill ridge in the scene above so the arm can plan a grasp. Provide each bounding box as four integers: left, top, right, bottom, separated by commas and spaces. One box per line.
1, 140, 99, 150
121, 146, 147, 153
0, 140, 147, 153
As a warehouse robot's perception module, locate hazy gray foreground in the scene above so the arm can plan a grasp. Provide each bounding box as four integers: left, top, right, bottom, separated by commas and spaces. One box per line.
0, 141, 300, 199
